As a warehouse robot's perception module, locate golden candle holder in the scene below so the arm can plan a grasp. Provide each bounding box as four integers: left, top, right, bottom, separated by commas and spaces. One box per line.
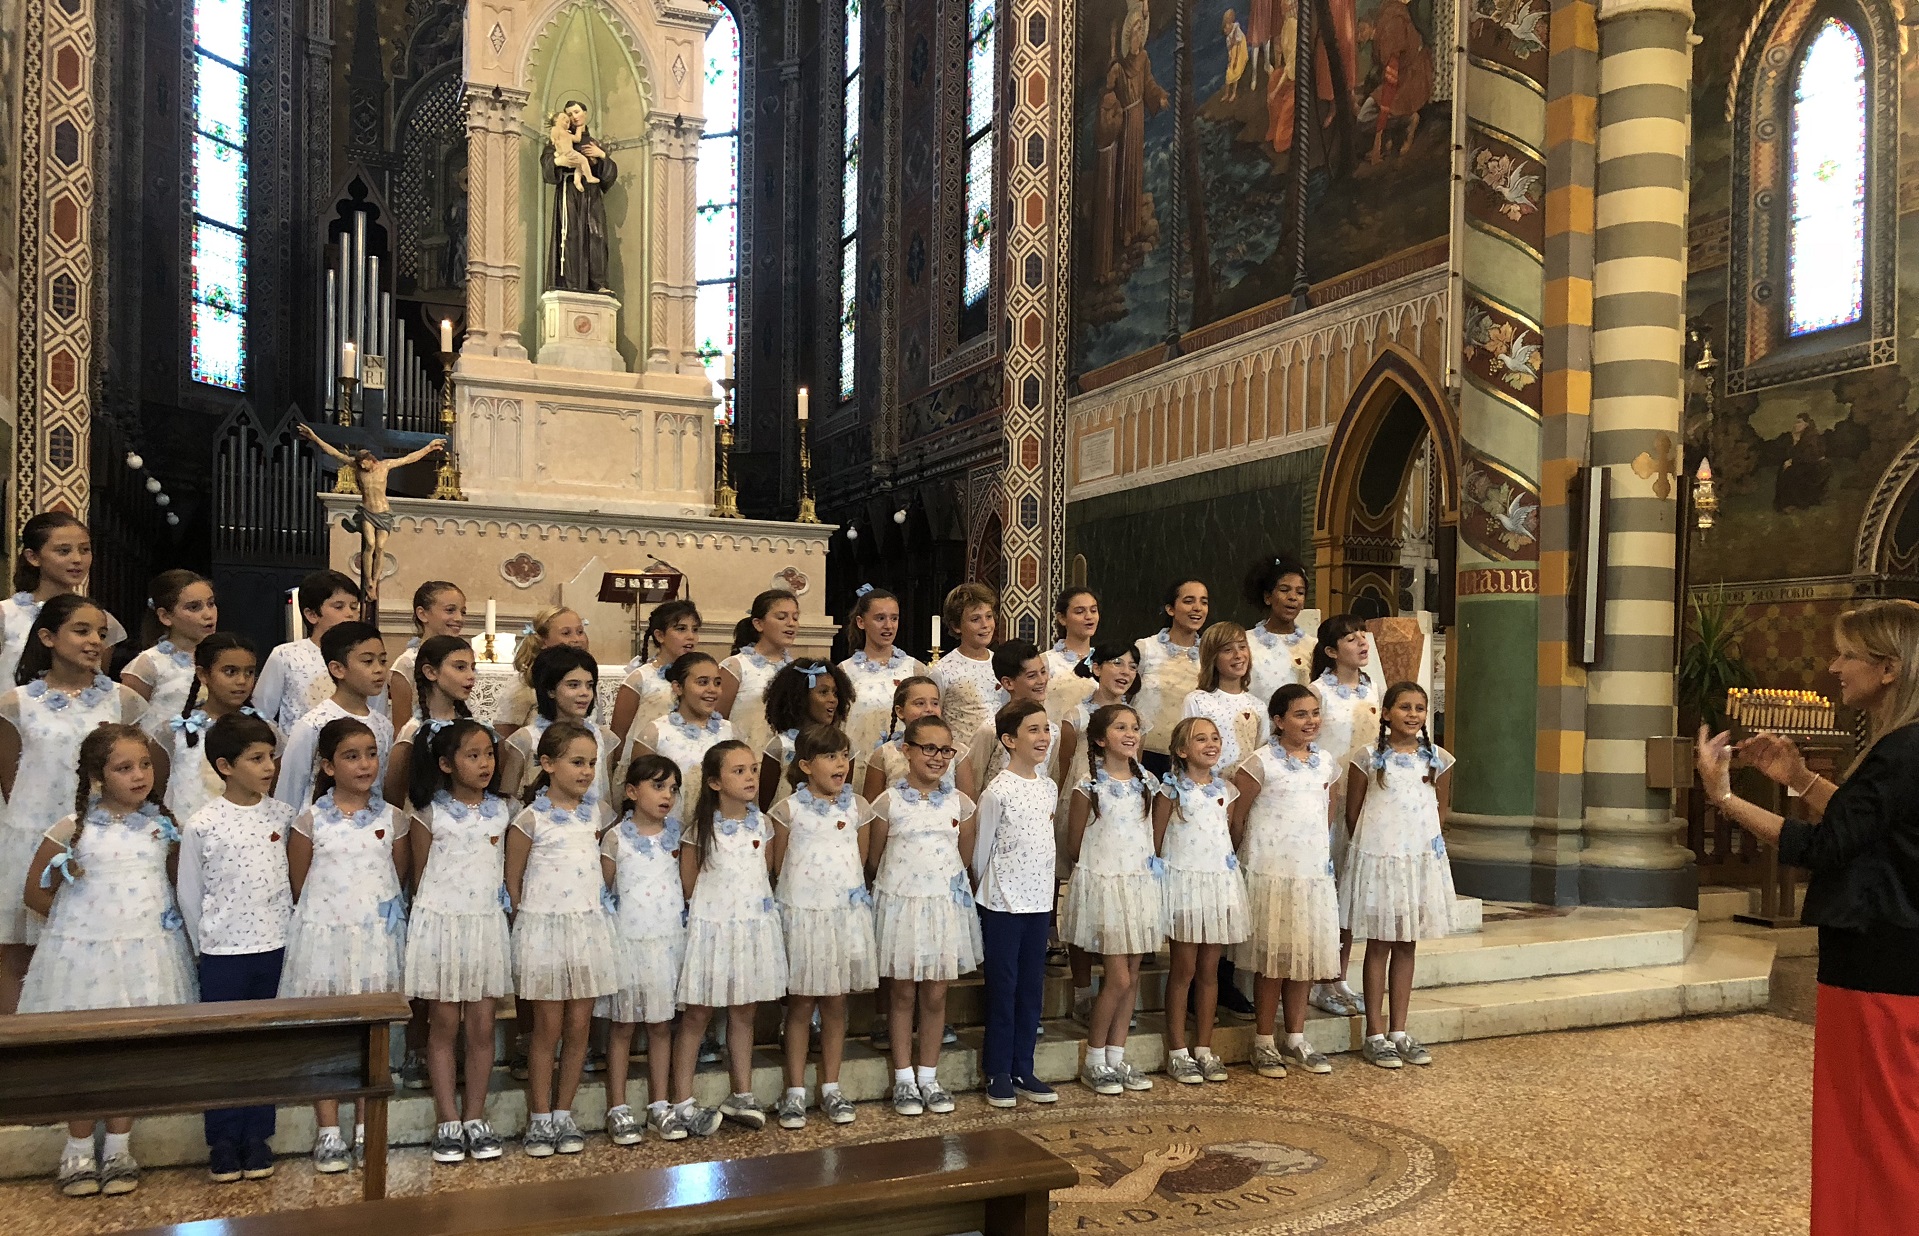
431, 352, 467, 501
713, 413, 741, 519
795, 418, 820, 524
332, 376, 360, 495
484, 631, 498, 664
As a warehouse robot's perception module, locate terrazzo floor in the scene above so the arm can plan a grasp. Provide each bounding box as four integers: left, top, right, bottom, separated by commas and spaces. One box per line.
1, 1010, 1814, 1236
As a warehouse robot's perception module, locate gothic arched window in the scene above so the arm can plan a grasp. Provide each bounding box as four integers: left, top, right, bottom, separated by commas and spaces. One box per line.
960, 0, 997, 334
839, 0, 863, 403
189, 0, 250, 390
697, 3, 742, 423
1725, 1, 1894, 393
1785, 18, 1866, 338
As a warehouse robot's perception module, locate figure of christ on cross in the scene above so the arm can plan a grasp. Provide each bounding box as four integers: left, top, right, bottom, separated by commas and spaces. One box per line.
297, 424, 446, 618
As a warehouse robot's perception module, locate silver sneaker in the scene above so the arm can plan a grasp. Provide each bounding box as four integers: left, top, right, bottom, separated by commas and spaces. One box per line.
1361, 1036, 1404, 1069
522, 1118, 557, 1158
776, 1093, 807, 1129
552, 1113, 585, 1154
1310, 982, 1359, 1016
464, 1120, 504, 1160
891, 1079, 924, 1116
606, 1106, 643, 1146
98, 1151, 140, 1196
1167, 1053, 1204, 1085
1392, 1033, 1433, 1066
1195, 1053, 1228, 1083
1251, 1043, 1289, 1078
1280, 1040, 1333, 1074
1333, 981, 1367, 1015
312, 1130, 352, 1173
1080, 1062, 1124, 1096
720, 1092, 766, 1130
57, 1152, 99, 1197
1117, 1060, 1155, 1091
679, 1104, 724, 1137
431, 1122, 466, 1163
400, 1049, 429, 1091
820, 1091, 856, 1125
921, 1082, 955, 1113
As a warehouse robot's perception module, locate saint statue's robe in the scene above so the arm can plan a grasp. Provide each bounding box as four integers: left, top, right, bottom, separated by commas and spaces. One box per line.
541, 135, 617, 294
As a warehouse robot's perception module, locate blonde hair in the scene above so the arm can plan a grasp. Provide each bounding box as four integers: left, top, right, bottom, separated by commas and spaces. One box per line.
1196, 621, 1249, 692
1833, 600, 1919, 774
942, 581, 999, 632
515, 605, 580, 679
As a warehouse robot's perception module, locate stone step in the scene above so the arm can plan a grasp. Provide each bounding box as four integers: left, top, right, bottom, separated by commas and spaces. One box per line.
1696, 886, 1749, 923
0, 907, 1765, 1178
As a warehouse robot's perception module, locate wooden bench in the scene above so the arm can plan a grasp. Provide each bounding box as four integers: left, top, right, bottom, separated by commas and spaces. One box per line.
123, 1127, 1077, 1236
0, 993, 412, 1201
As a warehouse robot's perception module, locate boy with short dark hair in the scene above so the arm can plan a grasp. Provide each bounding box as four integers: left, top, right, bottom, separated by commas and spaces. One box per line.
273, 621, 393, 807
965, 640, 1075, 795
177, 713, 295, 1183
253, 570, 363, 733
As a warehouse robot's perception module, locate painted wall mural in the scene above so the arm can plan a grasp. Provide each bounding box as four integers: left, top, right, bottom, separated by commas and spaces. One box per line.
1071, 0, 1452, 379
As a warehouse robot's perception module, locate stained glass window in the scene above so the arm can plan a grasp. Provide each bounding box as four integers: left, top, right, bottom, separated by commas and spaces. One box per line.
1787, 18, 1866, 338
697, 3, 742, 424
839, 0, 862, 402
961, 0, 996, 318
190, 0, 249, 389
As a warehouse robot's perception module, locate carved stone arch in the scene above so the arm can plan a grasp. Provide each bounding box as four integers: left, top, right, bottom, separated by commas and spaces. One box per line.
1852, 428, 1919, 576
1313, 347, 1460, 618
520, 0, 662, 108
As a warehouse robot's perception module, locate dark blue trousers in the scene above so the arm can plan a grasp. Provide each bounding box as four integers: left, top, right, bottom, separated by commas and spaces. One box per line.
199, 949, 284, 1149
978, 908, 1050, 1079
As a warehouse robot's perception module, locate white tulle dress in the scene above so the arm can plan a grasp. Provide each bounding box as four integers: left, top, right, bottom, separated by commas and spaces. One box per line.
1180, 688, 1270, 773
1158, 770, 1248, 945
509, 791, 622, 1001
1061, 769, 1166, 956
18, 805, 198, 1013
677, 806, 788, 1007
1246, 621, 1316, 705
1234, 741, 1342, 978
616, 660, 677, 769
927, 651, 1001, 751
637, 710, 735, 821
1132, 630, 1201, 755
0, 675, 146, 945
1310, 672, 1381, 875
597, 816, 687, 1024
769, 785, 878, 997
278, 794, 408, 997
404, 792, 513, 1001
839, 648, 927, 779
1043, 642, 1096, 725
872, 783, 981, 982
125, 640, 199, 739
1340, 744, 1458, 942
719, 647, 792, 764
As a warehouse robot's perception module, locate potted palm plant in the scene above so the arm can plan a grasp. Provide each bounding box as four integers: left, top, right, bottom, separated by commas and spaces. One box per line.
1679, 584, 1756, 732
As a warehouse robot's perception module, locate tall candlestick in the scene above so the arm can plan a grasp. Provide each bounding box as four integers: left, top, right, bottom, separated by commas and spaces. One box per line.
343, 341, 358, 379
486, 599, 498, 637
441, 318, 455, 353
797, 386, 809, 422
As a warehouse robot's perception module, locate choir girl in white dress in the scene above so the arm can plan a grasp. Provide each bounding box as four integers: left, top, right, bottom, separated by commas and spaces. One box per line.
859, 675, 945, 802
1307, 613, 1379, 1017
609, 599, 702, 773
1045, 587, 1099, 724
838, 586, 927, 772
387, 581, 467, 725
123, 569, 218, 739
0, 512, 129, 690
157, 633, 264, 829
758, 659, 852, 810
498, 647, 617, 809
1243, 557, 1316, 704
630, 651, 735, 821
717, 589, 799, 759
494, 605, 590, 738
384, 635, 477, 810
1181, 622, 1269, 773
1133, 578, 1210, 777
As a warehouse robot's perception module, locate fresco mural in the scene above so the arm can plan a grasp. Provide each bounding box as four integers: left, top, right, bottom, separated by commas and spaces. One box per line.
1072, 0, 1452, 378
1683, 0, 1919, 586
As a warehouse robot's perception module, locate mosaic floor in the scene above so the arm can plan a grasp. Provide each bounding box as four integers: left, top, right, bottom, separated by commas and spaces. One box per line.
2, 1011, 1814, 1236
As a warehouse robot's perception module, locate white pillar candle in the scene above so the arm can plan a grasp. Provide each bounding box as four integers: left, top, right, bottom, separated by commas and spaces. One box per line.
931, 615, 941, 648
343, 341, 357, 379
486, 598, 498, 637
441, 319, 455, 353
797, 386, 809, 422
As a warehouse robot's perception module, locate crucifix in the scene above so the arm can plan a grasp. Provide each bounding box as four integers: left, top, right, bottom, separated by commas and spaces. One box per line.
297, 424, 445, 620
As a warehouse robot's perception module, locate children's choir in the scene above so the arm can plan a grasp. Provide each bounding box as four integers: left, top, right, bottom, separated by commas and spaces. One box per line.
5, 542, 1456, 1198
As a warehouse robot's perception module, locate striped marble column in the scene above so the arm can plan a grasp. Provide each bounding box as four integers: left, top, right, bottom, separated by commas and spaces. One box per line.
1582, 0, 1696, 905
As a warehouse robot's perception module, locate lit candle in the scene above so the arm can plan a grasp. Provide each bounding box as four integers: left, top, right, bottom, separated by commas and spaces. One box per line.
797, 386, 809, 423
725, 350, 736, 383
342, 341, 358, 379
486, 599, 497, 637
441, 319, 454, 353
1696, 458, 1713, 482
931, 615, 941, 648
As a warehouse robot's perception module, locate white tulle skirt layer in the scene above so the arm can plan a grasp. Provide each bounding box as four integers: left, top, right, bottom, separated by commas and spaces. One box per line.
1162, 867, 1249, 945
676, 914, 788, 1007
18, 931, 198, 1013
780, 903, 878, 997
1338, 851, 1456, 943
404, 908, 514, 1001
0, 818, 43, 946
1235, 872, 1341, 979
597, 930, 686, 1024
875, 892, 982, 982
279, 918, 405, 997
1060, 870, 1165, 956
510, 910, 621, 1001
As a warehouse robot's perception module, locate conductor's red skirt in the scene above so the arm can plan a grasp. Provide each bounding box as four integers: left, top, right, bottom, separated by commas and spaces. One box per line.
1811, 983, 1919, 1234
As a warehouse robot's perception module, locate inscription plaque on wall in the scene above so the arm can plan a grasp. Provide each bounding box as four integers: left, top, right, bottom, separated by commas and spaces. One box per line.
1077, 428, 1115, 484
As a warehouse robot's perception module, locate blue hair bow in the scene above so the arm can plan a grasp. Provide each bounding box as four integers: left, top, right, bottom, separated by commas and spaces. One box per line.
949, 871, 974, 909
1147, 855, 1167, 880
854, 583, 874, 599
798, 663, 827, 688
160, 906, 184, 932
377, 895, 407, 936
39, 847, 80, 888
1226, 852, 1240, 872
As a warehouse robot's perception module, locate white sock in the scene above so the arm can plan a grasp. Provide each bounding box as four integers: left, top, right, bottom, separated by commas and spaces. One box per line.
673, 1098, 694, 1117
1194, 1046, 1217, 1061
893, 1067, 915, 1086
353, 1123, 365, 1145
63, 1135, 92, 1161
1105, 1046, 1126, 1068
1253, 1033, 1276, 1051
1366, 1033, 1387, 1045
820, 1081, 842, 1098
647, 1100, 669, 1115
529, 1112, 551, 1126
1285, 1032, 1308, 1049
551, 1110, 569, 1126
1169, 1047, 1193, 1062
464, 1118, 488, 1133
1389, 1030, 1410, 1043
317, 1124, 341, 1143
784, 1087, 805, 1103
1073, 984, 1093, 1002
914, 1066, 938, 1089
102, 1132, 130, 1158
607, 1104, 630, 1117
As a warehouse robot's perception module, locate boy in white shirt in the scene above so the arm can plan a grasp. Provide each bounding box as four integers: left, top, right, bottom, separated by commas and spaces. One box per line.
970, 699, 1059, 1108
274, 621, 393, 807
963, 639, 1077, 797
253, 570, 362, 733
177, 713, 295, 1183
